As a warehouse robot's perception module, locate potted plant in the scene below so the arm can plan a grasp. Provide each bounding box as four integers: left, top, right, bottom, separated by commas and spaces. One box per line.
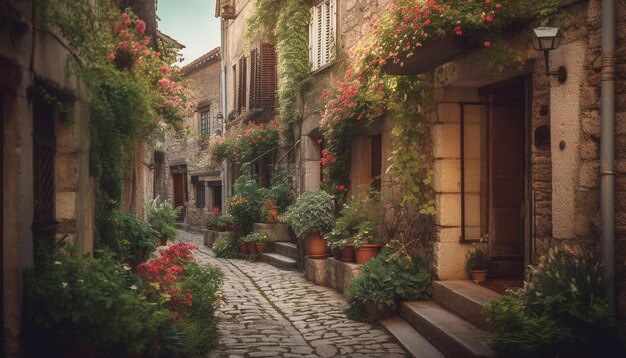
255, 233, 271, 253
241, 233, 260, 255
352, 221, 384, 264
206, 207, 225, 231
146, 197, 182, 246
466, 240, 490, 282
114, 210, 158, 269
283, 191, 335, 259
238, 238, 249, 255
261, 199, 279, 224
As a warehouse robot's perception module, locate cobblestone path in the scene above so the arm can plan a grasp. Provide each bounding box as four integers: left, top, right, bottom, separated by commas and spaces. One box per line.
178, 230, 408, 357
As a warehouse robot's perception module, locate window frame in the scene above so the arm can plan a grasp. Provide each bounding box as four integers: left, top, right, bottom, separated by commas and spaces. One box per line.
309, 0, 336, 72
195, 181, 206, 208
200, 109, 210, 137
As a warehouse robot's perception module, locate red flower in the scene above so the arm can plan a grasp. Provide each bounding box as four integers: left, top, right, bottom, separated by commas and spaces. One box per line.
483, 41, 491, 47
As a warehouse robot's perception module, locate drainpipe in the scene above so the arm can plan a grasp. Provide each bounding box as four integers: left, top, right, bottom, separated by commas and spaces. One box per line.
220, 17, 230, 205
600, 0, 615, 312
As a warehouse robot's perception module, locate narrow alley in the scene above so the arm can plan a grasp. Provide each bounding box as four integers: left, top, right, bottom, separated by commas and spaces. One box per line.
179, 230, 408, 358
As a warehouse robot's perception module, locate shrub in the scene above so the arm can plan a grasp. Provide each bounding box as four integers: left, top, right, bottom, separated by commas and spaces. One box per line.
146, 197, 182, 243
283, 190, 335, 239
345, 243, 432, 321
266, 181, 294, 213
24, 244, 171, 356
114, 210, 157, 265
327, 196, 384, 248
465, 239, 489, 271
228, 175, 265, 233
212, 233, 240, 258
483, 247, 624, 357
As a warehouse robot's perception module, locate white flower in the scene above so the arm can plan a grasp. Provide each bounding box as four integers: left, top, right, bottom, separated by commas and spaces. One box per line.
122, 264, 131, 271
130, 285, 138, 291
61, 282, 68, 288
54, 261, 62, 265
78, 279, 84, 283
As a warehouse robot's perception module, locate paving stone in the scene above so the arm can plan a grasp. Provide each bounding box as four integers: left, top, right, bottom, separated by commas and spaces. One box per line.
178, 230, 408, 357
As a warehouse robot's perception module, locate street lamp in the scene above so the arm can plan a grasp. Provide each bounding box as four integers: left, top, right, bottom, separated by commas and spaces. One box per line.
531, 27, 567, 84
215, 112, 224, 135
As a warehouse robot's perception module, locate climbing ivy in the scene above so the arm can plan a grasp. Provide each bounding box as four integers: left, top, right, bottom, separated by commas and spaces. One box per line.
246, 0, 311, 144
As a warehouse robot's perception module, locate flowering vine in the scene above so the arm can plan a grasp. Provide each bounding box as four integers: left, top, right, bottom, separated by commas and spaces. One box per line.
210, 120, 280, 165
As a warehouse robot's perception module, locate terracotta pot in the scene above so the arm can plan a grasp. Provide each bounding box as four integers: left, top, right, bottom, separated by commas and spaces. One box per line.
355, 243, 383, 264
363, 302, 395, 321
306, 232, 329, 259
239, 242, 249, 255
331, 248, 342, 260
340, 243, 355, 262
470, 269, 488, 283
256, 242, 266, 253
248, 242, 257, 255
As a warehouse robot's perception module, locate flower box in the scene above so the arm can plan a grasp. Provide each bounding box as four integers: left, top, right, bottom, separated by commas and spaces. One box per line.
382, 36, 478, 75
221, 5, 237, 19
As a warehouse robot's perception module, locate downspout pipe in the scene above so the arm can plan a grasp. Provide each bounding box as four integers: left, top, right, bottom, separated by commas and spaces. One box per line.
600, 0, 616, 312
220, 17, 230, 204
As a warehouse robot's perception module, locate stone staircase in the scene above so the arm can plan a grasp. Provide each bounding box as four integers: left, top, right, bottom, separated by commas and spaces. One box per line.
260, 241, 299, 270
382, 280, 501, 358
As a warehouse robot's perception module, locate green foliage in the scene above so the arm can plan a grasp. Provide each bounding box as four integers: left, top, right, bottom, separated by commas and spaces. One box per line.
178, 262, 224, 356
284, 191, 335, 239
465, 240, 490, 271
209, 120, 280, 165
241, 232, 268, 243
212, 233, 241, 259
345, 246, 432, 321
147, 197, 182, 243
483, 247, 624, 357
24, 245, 172, 355
246, 0, 311, 143
327, 196, 384, 248
114, 210, 157, 264
228, 175, 266, 233
267, 181, 295, 213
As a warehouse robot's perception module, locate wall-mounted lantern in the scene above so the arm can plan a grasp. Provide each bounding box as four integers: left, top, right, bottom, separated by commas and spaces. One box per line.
215, 112, 224, 135
531, 27, 567, 84
149, 162, 156, 171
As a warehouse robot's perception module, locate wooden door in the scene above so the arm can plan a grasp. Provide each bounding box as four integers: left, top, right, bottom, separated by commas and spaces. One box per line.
489, 97, 525, 277
172, 173, 186, 222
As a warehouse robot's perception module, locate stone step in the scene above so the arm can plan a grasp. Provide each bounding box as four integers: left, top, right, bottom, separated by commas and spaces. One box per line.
260, 252, 298, 270
380, 316, 445, 358
400, 300, 493, 358
432, 280, 501, 331
273, 242, 299, 260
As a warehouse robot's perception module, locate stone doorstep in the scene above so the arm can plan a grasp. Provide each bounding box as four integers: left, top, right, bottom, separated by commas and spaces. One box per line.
432, 280, 502, 331
380, 316, 445, 358
400, 300, 493, 358
273, 242, 299, 260
259, 252, 298, 270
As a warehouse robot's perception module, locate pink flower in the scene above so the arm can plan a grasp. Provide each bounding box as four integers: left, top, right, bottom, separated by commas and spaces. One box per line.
495, 3, 501, 8
106, 52, 116, 62
485, 15, 494, 22
483, 41, 491, 47
135, 20, 146, 35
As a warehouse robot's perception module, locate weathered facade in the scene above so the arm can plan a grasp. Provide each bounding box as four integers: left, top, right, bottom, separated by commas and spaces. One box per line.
1, 1, 95, 354
161, 47, 223, 230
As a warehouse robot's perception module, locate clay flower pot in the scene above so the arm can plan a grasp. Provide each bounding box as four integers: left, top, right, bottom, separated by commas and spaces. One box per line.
248, 242, 257, 255
355, 243, 383, 264
239, 242, 249, 255
256, 242, 266, 253
340, 243, 355, 263
470, 269, 488, 283
331, 248, 342, 260
305, 232, 329, 259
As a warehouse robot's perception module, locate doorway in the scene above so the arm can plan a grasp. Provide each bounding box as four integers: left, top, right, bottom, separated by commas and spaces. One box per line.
461, 77, 529, 278
171, 165, 187, 222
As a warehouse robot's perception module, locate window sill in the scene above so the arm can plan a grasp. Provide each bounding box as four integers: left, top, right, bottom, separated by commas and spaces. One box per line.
311, 61, 335, 76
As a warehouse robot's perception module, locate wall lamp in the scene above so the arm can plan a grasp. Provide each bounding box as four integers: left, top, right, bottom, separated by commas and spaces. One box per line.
531, 27, 567, 84
215, 112, 224, 135
148, 163, 156, 171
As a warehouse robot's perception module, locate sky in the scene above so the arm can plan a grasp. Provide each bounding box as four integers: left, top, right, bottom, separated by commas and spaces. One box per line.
157, 0, 221, 66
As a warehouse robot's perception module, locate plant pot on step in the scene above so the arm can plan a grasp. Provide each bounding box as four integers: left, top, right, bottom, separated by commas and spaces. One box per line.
363, 302, 395, 321
340, 243, 355, 263
248, 242, 257, 255
355, 243, 383, 264
306, 232, 329, 259
256, 242, 266, 253
239, 242, 249, 255
331, 248, 342, 260
470, 269, 488, 283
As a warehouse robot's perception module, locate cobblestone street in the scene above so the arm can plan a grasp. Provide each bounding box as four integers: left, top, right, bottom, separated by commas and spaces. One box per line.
178, 230, 408, 357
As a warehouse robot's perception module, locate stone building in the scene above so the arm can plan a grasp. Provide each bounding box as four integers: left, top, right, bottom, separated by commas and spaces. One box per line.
159, 47, 224, 230
219, 0, 626, 318
1, 1, 95, 354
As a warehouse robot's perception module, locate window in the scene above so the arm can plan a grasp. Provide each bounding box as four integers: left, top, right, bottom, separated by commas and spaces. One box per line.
309, 0, 336, 71
200, 110, 210, 136
237, 56, 247, 113
196, 181, 206, 208
249, 43, 277, 110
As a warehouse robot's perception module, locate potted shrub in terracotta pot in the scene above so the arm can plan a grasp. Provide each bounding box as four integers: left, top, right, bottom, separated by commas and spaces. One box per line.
283, 191, 335, 259
466, 240, 490, 283
239, 238, 249, 255
255, 233, 271, 253
352, 222, 384, 264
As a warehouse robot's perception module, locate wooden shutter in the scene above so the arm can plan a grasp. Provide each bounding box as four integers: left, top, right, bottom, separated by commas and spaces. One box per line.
259, 43, 277, 109
249, 48, 260, 110
237, 56, 247, 113
237, 59, 243, 113
316, 4, 322, 69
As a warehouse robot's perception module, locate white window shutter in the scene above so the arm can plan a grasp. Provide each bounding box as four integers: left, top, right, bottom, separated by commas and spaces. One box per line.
309, 7, 314, 68
316, 4, 323, 69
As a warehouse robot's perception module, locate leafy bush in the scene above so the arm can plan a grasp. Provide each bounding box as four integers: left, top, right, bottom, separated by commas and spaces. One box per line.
114, 210, 157, 264
266, 181, 295, 213
24, 245, 171, 356
483, 247, 624, 357
147, 197, 182, 243
283, 190, 335, 239
212, 233, 240, 258
206, 208, 233, 231
345, 243, 432, 321
327, 196, 384, 248
228, 175, 265, 233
